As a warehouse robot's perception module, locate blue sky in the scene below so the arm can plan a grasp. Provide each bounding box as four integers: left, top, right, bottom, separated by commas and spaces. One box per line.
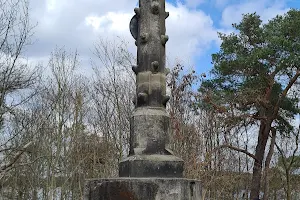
26, 0, 300, 76
165, 0, 300, 74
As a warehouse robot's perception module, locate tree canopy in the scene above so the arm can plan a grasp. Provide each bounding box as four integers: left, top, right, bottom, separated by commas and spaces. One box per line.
200, 9, 300, 199
201, 10, 300, 130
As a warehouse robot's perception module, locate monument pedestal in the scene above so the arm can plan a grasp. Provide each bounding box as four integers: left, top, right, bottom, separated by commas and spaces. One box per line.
84, 178, 202, 200
119, 154, 184, 178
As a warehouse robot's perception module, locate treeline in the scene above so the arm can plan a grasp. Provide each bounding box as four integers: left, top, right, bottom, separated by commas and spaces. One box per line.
0, 0, 300, 200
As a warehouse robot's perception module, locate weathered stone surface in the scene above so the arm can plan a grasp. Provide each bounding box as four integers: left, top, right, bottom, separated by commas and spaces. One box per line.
84, 178, 202, 200
120, 106, 184, 177
137, 0, 166, 74
134, 0, 168, 108
135, 72, 167, 107
119, 0, 184, 178
119, 154, 184, 177
129, 107, 169, 155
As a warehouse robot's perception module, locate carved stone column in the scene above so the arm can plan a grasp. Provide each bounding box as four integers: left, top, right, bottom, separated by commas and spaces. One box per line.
119, 0, 184, 178
84, 1, 202, 199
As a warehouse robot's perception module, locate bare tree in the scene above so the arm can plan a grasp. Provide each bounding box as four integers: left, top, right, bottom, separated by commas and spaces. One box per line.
0, 0, 37, 179
274, 123, 300, 200
90, 38, 135, 166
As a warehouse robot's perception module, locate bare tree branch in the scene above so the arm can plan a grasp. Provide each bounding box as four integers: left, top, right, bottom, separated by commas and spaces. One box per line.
0, 141, 32, 171
205, 144, 258, 163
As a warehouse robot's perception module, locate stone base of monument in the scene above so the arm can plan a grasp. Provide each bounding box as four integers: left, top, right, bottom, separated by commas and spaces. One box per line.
119, 154, 184, 178
84, 178, 202, 200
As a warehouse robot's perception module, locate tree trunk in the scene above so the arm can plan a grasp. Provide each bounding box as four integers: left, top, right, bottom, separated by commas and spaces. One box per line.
262, 128, 276, 200
286, 169, 291, 200
250, 121, 271, 200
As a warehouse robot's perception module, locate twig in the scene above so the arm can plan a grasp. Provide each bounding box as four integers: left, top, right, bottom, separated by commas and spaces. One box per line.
0, 141, 32, 171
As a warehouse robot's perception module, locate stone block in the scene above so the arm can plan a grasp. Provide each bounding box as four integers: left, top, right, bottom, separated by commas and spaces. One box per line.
119, 154, 184, 178
129, 108, 170, 154
84, 178, 202, 200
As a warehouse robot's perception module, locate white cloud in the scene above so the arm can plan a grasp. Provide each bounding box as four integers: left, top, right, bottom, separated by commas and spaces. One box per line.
85, 12, 132, 32
166, 3, 218, 65
25, 0, 218, 70
221, 0, 289, 28
82, 2, 218, 66
24, 0, 292, 73
46, 0, 56, 11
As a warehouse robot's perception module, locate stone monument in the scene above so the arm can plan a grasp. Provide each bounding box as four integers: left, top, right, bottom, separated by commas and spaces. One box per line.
84, 0, 202, 199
